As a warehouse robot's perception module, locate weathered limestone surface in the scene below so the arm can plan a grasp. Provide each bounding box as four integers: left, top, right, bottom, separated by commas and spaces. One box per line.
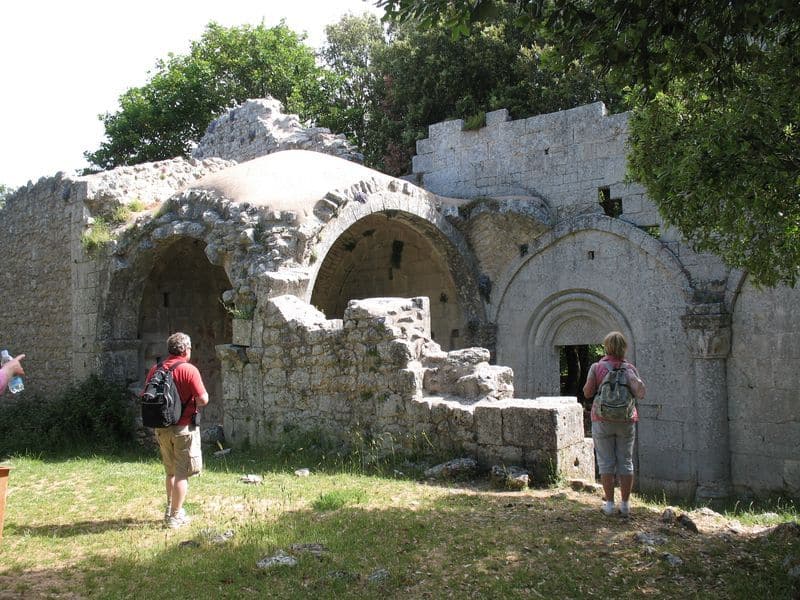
219, 295, 593, 482
193, 97, 363, 165
2, 98, 798, 500
0, 157, 233, 396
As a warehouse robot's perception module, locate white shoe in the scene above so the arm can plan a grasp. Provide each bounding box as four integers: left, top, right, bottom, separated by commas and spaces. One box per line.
601, 500, 615, 516
166, 508, 191, 529
619, 501, 631, 517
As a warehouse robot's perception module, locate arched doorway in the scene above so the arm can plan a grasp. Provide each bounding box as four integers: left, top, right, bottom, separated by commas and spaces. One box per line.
138, 237, 232, 425
310, 212, 466, 350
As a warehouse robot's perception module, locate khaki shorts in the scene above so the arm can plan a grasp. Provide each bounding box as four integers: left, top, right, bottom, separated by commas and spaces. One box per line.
156, 425, 203, 478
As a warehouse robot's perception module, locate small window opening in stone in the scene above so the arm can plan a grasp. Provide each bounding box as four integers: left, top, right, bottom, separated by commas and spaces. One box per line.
163, 292, 169, 308
639, 224, 661, 238
559, 343, 605, 435
439, 292, 448, 303
544, 147, 549, 155
391, 240, 404, 269
388, 267, 393, 281
574, 457, 580, 467
588, 251, 595, 260
519, 243, 528, 257
598, 187, 622, 218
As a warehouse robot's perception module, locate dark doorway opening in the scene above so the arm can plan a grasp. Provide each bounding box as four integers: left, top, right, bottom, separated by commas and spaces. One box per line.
138, 237, 232, 426
559, 344, 604, 435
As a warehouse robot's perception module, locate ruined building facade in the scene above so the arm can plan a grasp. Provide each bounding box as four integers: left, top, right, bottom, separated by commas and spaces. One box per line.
0, 99, 797, 500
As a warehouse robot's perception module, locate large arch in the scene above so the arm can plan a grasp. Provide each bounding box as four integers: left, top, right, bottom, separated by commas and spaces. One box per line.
97, 226, 234, 426
137, 237, 232, 425
492, 213, 698, 495
310, 212, 465, 349
307, 196, 487, 350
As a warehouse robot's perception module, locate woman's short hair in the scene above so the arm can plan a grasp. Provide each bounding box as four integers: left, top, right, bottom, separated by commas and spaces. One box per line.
167, 332, 192, 356
603, 331, 627, 359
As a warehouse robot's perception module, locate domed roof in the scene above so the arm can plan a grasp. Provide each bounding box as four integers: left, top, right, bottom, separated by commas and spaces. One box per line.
191, 149, 396, 220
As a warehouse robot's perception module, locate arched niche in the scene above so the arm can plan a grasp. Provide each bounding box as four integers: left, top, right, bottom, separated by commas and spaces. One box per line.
310, 212, 467, 350
525, 291, 635, 397
137, 237, 232, 425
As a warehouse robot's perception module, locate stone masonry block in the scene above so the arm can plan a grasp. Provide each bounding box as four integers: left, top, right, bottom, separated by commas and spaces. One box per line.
412, 153, 433, 174
415, 138, 433, 155
485, 109, 510, 126
500, 398, 584, 449
783, 460, 800, 496
428, 118, 464, 139
731, 452, 784, 491
474, 404, 503, 444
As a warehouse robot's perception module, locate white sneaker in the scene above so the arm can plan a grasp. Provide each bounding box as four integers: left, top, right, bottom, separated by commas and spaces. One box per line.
601, 500, 615, 516
167, 508, 191, 529
619, 501, 631, 517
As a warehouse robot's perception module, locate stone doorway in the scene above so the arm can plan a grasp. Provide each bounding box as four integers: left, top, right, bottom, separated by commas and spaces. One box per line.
310, 212, 466, 350
137, 237, 232, 425
559, 343, 604, 434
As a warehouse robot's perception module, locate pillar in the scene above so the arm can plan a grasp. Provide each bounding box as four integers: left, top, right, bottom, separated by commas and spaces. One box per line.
681, 304, 732, 501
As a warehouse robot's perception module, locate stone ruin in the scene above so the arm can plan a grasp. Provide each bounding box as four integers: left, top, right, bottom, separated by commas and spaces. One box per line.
1, 96, 798, 500
223, 294, 591, 482
192, 97, 363, 164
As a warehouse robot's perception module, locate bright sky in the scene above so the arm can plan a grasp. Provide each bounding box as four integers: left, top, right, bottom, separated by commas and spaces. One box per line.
0, 0, 384, 189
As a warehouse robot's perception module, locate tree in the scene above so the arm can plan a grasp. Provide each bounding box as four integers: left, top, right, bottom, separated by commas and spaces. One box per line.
376, 0, 800, 286
363, 13, 621, 175
320, 13, 387, 152
86, 22, 336, 170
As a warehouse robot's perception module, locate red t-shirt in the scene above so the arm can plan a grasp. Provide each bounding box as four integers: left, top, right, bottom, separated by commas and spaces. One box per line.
144, 354, 207, 426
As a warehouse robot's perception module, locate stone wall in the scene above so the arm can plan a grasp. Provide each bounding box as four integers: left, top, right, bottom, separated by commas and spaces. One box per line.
219, 295, 592, 481
193, 97, 363, 165
0, 174, 75, 398
411, 103, 731, 301
412, 104, 643, 219
0, 157, 235, 398
728, 280, 800, 497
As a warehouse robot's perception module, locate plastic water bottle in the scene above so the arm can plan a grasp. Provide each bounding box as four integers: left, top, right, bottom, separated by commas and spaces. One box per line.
0, 350, 24, 394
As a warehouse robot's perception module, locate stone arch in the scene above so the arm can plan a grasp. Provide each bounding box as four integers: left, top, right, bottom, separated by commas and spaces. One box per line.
723, 268, 749, 315
492, 213, 694, 401
491, 214, 694, 320
98, 223, 234, 426
307, 195, 486, 350
525, 290, 635, 396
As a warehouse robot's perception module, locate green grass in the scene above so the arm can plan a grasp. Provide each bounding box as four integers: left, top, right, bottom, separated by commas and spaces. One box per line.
1, 448, 798, 599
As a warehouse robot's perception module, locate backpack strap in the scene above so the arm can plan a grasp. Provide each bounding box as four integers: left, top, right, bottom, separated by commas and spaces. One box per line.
167, 361, 194, 423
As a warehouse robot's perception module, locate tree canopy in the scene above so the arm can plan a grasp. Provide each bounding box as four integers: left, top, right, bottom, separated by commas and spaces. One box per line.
377, 0, 800, 286
319, 12, 387, 153
85, 22, 334, 170
363, 10, 622, 175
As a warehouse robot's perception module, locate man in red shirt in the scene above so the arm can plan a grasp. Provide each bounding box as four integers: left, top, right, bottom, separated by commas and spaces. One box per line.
144, 332, 209, 529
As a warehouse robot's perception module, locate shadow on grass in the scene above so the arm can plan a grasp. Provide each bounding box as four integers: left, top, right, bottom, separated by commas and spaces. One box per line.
5, 517, 158, 538
14, 489, 797, 600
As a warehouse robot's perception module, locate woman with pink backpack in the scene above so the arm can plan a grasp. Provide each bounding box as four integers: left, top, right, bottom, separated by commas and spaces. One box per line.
583, 331, 646, 517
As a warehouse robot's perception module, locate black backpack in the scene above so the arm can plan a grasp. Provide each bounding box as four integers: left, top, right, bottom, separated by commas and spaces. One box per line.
141, 361, 187, 428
